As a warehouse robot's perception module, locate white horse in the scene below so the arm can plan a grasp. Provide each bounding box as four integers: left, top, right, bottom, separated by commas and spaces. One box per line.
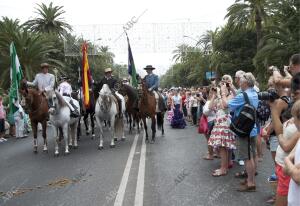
48, 90, 80, 156
95, 84, 125, 149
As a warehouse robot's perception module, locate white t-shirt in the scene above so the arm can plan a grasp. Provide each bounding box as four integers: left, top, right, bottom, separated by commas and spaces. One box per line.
28, 73, 55, 92
189, 96, 199, 108
172, 95, 181, 105
275, 119, 297, 167
288, 139, 300, 206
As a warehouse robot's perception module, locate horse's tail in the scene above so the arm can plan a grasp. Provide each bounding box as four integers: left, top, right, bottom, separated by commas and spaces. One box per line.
156, 112, 163, 130
114, 116, 124, 137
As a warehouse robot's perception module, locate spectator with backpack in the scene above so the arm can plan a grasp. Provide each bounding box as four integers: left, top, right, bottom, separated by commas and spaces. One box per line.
221, 72, 259, 192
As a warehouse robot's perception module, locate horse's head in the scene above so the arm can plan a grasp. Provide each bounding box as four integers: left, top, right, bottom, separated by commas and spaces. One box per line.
22, 89, 39, 113
100, 84, 111, 95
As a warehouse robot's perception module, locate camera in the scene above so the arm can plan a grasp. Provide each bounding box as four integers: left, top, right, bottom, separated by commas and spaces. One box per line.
212, 88, 217, 92
226, 83, 230, 88
258, 89, 280, 102
196, 93, 200, 97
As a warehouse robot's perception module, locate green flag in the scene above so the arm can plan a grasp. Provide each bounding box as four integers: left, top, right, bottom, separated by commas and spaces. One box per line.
9, 42, 23, 115
126, 35, 138, 87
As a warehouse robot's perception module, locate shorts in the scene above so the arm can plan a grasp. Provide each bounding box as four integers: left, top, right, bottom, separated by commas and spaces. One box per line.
269, 136, 279, 152
238, 136, 257, 160
275, 164, 290, 196
0, 119, 4, 133
207, 121, 214, 136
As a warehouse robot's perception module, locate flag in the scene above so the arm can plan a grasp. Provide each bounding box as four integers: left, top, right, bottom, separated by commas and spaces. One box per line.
127, 35, 138, 87
81, 42, 91, 108
9, 42, 23, 115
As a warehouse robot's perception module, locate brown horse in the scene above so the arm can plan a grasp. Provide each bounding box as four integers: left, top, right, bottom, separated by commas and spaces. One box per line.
138, 80, 164, 143
21, 87, 49, 153
118, 83, 140, 133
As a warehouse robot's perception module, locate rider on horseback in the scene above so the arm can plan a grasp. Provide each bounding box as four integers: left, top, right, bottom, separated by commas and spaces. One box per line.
58, 76, 80, 118
26, 63, 54, 93
143, 65, 167, 112
98, 68, 123, 117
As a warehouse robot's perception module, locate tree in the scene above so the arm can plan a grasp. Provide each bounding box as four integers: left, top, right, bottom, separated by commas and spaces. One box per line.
0, 17, 62, 89
24, 2, 72, 36
225, 0, 270, 50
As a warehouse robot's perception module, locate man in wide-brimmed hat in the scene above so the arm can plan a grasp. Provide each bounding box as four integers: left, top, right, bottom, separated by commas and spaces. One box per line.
26, 63, 55, 93
143, 65, 166, 112
58, 76, 79, 117
98, 68, 123, 116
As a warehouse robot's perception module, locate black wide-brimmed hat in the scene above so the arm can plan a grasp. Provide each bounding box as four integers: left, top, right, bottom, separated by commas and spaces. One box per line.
144, 65, 155, 70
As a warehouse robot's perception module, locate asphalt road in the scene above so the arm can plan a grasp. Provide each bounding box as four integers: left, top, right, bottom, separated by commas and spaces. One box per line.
0, 119, 274, 206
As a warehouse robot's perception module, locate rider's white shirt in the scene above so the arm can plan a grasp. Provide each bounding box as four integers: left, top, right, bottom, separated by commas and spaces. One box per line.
27, 73, 55, 92
58, 82, 72, 96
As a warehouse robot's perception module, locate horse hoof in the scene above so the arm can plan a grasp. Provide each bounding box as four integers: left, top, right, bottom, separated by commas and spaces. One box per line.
43, 150, 48, 153
110, 145, 115, 148
33, 150, 38, 154
98, 146, 104, 150
69, 145, 73, 149
64, 152, 70, 156
54, 153, 59, 157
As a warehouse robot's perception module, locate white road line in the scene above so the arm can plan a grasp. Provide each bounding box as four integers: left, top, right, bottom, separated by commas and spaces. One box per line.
114, 133, 139, 206
134, 132, 146, 206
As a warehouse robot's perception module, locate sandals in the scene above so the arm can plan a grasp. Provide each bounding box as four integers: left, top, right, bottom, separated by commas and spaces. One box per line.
235, 170, 258, 178
203, 155, 214, 160
212, 169, 227, 177
237, 184, 256, 192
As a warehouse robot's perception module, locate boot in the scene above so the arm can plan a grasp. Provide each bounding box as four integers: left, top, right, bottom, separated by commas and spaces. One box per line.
69, 100, 80, 118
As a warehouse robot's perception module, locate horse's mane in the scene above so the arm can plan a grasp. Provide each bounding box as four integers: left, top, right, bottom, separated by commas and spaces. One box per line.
55, 91, 68, 107
123, 84, 137, 100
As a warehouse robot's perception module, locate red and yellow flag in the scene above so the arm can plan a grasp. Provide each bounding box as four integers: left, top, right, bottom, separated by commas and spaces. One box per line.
82, 43, 90, 108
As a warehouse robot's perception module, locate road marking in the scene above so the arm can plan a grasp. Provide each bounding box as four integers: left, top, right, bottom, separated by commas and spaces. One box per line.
134, 133, 146, 206
114, 133, 139, 206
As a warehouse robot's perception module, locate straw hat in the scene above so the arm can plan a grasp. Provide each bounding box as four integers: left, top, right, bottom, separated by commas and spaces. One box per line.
40, 63, 50, 68
104, 68, 112, 73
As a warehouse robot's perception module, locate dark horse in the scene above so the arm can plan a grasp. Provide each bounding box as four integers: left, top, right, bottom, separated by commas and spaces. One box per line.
20, 84, 49, 153
118, 83, 140, 133
76, 89, 95, 139
138, 80, 164, 143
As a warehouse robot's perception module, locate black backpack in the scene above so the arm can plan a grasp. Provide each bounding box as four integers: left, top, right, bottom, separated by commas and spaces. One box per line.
256, 100, 270, 124
230, 92, 256, 138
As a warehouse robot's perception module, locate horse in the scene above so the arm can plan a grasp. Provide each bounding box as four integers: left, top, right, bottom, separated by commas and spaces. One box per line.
95, 84, 125, 150
20, 87, 49, 153
48, 90, 80, 156
118, 83, 141, 133
138, 80, 164, 143
76, 89, 95, 139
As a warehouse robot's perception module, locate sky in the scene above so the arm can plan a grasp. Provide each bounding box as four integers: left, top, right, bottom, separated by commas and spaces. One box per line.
0, 0, 234, 76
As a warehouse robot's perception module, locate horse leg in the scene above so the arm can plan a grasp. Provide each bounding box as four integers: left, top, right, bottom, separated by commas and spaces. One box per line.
96, 116, 104, 150
54, 126, 60, 156
77, 116, 81, 141
110, 116, 116, 148
73, 122, 78, 149
84, 113, 90, 135
162, 113, 165, 136
68, 125, 72, 148
91, 113, 95, 139
142, 118, 149, 142
63, 124, 70, 155
42, 121, 48, 152
151, 116, 156, 143
32, 122, 38, 153
129, 114, 132, 134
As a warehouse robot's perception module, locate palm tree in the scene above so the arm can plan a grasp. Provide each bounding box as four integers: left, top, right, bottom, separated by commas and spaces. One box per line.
225, 0, 270, 50
172, 44, 193, 63
24, 2, 72, 36
99, 46, 115, 64
0, 17, 63, 89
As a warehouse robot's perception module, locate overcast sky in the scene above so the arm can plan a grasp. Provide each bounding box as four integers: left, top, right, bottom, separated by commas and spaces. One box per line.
0, 0, 234, 76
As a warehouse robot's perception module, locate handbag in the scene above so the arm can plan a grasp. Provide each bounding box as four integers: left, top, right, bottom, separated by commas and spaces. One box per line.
198, 115, 208, 134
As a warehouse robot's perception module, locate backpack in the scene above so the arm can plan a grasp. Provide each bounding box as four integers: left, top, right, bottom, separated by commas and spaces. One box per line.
230, 92, 256, 138
256, 100, 270, 124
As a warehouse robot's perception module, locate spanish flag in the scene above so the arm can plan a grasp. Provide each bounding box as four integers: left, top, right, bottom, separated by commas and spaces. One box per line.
82, 42, 91, 108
